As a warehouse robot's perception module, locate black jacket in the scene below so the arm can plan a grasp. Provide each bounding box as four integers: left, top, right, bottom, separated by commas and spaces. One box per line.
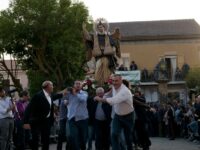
24, 90, 63, 124
87, 97, 112, 125
167, 107, 175, 121
134, 96, 149, 122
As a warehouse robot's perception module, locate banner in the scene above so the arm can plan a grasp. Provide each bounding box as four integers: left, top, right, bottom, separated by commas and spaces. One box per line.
115, 70, 141, 84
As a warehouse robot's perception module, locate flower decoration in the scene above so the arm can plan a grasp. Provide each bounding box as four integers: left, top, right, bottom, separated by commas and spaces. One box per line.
82, 76, 113, 97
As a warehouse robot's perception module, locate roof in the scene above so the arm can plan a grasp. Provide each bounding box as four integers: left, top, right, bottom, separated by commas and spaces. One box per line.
109, 19, 200, 41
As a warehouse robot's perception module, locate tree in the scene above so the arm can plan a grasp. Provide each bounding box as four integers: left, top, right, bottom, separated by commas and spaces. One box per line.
185, 68, 200, 94
0, 54, 23, 90
0, 0, 89, 92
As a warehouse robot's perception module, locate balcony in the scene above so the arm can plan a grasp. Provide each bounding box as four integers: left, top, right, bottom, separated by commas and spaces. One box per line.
140, 69, 184, 83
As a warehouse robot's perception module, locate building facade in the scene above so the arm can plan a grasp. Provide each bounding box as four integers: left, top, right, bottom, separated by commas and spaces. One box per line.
110, 19, 200, 103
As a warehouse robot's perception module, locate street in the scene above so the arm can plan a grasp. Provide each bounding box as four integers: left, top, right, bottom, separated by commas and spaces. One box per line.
48, 137, 200, 150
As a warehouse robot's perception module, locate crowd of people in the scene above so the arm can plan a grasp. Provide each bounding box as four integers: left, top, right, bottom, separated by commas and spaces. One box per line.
148, 97, 200, 142
118, 61, 138, 71
117, 60, 189, 83
0, 75, 200, 150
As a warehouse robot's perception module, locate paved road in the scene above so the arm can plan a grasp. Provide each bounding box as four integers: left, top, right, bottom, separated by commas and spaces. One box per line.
48, 137, 200, 150
150, 137, 200, 150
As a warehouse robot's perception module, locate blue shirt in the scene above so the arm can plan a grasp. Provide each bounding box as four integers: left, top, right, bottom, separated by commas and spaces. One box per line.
66, 90, 88, 121
0, 96, 13, 119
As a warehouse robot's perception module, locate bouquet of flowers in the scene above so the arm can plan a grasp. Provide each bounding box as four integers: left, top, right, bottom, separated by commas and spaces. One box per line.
82, 77, 113, 97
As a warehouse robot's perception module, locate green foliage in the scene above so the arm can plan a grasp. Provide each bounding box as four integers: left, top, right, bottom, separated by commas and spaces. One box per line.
185, 68, 200, 90
26, 70, 46, 96
0, 0, 90, 91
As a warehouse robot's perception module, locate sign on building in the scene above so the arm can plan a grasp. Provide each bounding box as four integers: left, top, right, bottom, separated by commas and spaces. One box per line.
115, 71, 141, 84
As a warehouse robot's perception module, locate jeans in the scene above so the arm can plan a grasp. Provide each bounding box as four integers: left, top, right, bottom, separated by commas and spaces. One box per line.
188, 121, 199, 135
0, 118, 14, 150
68, 118, 88, 150
111, 112, 134, 150
87, 125, 95, 150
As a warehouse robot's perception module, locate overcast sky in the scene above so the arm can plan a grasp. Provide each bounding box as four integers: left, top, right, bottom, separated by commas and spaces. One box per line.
1, 0, 200, 24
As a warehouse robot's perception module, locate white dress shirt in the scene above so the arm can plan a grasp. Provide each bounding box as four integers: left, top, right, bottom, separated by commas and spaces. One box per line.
43, 90, 52, 118
106, 84, 134, 116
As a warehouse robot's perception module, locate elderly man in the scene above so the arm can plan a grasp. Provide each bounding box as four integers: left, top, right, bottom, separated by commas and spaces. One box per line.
23, 81, 65, 150
94, 74, 134, 150
66, 80, 88, 150
92, 87, 112, 150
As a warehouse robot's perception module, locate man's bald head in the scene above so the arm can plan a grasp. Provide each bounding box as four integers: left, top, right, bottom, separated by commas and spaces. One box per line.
42, 81, 53, 94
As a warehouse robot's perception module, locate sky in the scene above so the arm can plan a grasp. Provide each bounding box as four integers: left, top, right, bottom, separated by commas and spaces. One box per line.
0, 0, 200, 24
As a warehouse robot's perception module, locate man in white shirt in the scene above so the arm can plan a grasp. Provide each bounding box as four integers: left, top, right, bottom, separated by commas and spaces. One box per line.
94, 74, 134, 150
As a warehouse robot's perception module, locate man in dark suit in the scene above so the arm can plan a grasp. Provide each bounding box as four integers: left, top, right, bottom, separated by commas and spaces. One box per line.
23, 81, 65, 150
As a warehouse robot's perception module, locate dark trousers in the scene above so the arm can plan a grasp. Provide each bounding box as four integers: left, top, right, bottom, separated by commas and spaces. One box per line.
168, 119, 175, 139
95, 119, 110, 150
14, 119, 31, 150
57, 118, 70, 150
14, 120, 25, 150
135, 119, 151, 149
30, 118, 51, 150
68, 118, 88, 150
111, 112, 134, 150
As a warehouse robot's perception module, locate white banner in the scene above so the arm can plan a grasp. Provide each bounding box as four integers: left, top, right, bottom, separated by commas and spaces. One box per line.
115, 71, 141, 84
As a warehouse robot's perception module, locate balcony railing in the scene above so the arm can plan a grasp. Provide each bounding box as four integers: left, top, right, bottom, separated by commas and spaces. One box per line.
140, 69, 184, 82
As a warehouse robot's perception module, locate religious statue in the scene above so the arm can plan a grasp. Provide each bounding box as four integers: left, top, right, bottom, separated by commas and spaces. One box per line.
82, 18, 121, 85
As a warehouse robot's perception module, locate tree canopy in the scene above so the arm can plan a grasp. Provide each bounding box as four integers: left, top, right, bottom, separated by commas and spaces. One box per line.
185, 68, 200, 94
0, 0, 90, 92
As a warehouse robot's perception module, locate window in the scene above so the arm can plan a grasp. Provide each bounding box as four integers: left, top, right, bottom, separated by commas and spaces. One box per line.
161, 55, 177, 81
121, 53, 130, 69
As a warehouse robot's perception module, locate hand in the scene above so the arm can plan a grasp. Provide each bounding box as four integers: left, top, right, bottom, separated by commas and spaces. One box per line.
59, 88, 68, 96
64, 100, 68, 105
94, 96, 99, 101
150, 108, 156, 113
94, 96, 103, 102
62, 88, 68, 96
23, 124, 31, 129
7, 104, 15, 112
